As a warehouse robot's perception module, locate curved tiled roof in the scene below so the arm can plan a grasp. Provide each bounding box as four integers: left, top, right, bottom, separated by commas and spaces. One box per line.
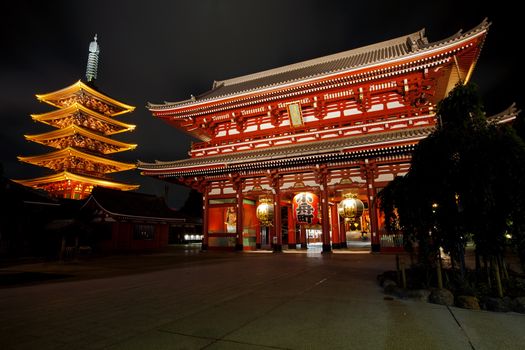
31, 103, 136, 135
138, 126, 432, 174
37, 80, 135, 117
199, 31, 425, 100
24, 125, 138, 153
148, 19, 489, 110
18, 147, 136, 173
12, 171, 139, 191
487, 103, 520, 124
84, 187, 183, 221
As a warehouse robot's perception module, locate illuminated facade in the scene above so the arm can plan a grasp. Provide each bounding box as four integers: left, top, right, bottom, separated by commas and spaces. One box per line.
14, 36, 138, 199
140, 20, 500, 252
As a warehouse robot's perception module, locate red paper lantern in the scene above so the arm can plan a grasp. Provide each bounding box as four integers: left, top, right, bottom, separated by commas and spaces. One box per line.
292, 192, 319, 225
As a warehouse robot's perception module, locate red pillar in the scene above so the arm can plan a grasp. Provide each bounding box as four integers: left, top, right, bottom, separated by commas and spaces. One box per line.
255, 216, 261, 249
318, 170, 332, 253
369, 198, 380, 251
273, 190, 282, 252
340, 216, 348, 248
235, 185, 244, 251
320, 187, 332, 253
364, 162, 380, 252
202, 190, 209, 251
300, 225, 307, 249
69, 183, 75, 199
330, 204, 341, 249
287, 206, 296, 249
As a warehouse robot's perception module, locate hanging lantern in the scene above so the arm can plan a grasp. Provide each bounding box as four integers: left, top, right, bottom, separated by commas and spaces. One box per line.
256, 197, 274, 226
292, 192, 319, 225
338, 193, 364, 219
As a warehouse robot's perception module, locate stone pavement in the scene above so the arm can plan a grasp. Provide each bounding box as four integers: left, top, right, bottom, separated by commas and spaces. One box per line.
0, 247, 524, 349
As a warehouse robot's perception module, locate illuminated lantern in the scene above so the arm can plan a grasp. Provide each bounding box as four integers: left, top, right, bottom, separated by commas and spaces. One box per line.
292, 192, 319, 225
256, 197, 274, 226
338, 193, 364, 219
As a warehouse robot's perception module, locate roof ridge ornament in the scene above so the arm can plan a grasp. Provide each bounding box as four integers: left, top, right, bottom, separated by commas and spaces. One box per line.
86, 34, 100, 83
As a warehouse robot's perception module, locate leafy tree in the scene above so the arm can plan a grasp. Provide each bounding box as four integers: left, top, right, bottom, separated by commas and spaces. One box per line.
380, 83, 525, 294
512, 111, 525, 270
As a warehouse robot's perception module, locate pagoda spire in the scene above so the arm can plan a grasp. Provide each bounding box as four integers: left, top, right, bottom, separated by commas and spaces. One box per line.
86, 34, 100, 82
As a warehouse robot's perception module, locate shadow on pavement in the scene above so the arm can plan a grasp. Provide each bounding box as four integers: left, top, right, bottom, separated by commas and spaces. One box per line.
0, 271, 72, 287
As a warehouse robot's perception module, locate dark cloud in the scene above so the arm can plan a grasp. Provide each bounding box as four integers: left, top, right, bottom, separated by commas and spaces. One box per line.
1, 0, 521, 208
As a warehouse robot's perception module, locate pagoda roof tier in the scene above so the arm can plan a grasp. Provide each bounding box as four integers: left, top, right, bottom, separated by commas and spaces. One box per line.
31, 103, 136, 135
13, 171, 139, 191
139, 126, 433, 177
25, 125, 137, 154
18, 147, 136, 174
36, 81, 135, 117
148, 19, 489, 115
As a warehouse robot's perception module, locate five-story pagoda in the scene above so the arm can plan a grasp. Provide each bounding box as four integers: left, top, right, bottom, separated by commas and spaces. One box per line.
14, 35, 139, 199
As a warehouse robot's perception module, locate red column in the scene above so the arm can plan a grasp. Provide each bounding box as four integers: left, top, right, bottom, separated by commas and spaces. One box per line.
300, 225, 307, 249
273, 191, 282, 252
340, 216, 348, 248
255, 216, 261, 249
320, 187, 332, 253
369, 195, 380, 251
235, 185, 244, 251
287, 206, 296, 249
364, 162, 380, 252
202, 190, 209, 251
330, 204, 341, 249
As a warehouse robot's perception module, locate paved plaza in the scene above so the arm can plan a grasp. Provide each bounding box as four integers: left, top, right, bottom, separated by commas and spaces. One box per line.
1, 247, 524, 349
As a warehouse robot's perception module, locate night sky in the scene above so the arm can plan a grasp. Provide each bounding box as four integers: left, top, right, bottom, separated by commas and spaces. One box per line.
1, 1, 521, 208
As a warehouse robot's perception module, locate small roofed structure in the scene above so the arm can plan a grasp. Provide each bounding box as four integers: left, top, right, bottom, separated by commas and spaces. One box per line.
81, 187, 185, 252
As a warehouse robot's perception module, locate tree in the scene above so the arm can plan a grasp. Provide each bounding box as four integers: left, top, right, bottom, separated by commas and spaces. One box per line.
512, 111, 525, 270
380, 83, 525, 294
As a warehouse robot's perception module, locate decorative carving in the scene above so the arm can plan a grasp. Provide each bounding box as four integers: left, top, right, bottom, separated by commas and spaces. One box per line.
235, 115, 246, 132
40, 134, 123, 154
46, 111, 124, 134
57, 93, 122, 116
266, 170, 283, 191
313, 164, 330, 187
360, 160, 379, 182
269, 109, 280, 127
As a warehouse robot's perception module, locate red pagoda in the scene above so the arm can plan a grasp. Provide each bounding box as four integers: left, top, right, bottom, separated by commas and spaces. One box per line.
139, 20, 508, 252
